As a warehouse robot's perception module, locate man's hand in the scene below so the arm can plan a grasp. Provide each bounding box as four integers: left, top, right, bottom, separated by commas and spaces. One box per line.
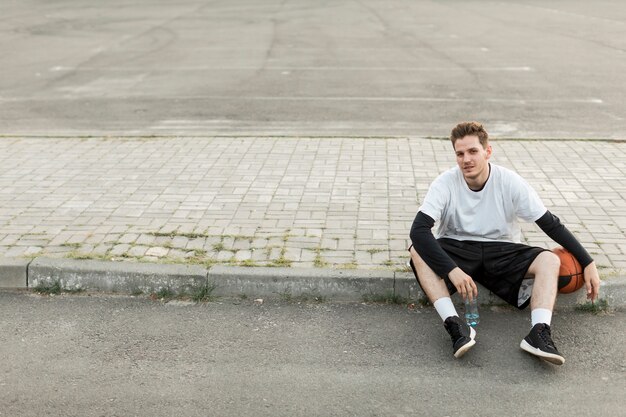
583, 261, 601, 301
448, 267, 478, 301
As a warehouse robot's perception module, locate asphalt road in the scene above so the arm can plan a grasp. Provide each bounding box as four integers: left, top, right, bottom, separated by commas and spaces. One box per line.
1, 290, 624, 417
2, 0, 625, 138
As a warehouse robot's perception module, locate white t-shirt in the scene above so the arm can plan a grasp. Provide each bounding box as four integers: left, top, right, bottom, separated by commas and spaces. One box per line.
419, 164, 546, 243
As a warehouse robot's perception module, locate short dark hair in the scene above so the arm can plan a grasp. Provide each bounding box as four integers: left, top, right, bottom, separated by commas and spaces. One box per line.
450, 122, 489, 148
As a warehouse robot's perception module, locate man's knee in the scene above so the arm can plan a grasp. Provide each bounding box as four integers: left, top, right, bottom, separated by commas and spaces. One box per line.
531, 251, 561, 276
409, 246, 426, 267
542, 251, 560, 270
408, 246, 439, 281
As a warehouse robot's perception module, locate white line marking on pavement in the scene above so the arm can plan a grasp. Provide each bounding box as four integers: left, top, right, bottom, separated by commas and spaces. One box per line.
48, 66, 534, 72
147, 96, 602, 104
148, 120, 419, 130
0, 96, 603, 105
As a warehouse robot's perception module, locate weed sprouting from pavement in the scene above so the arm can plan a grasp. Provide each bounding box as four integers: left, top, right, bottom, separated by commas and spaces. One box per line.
191, 283, 217, 302
154, 287, 175, 300
33, 280, 84, 295
34, 280, 62, 295
575, 299, 610, 314
279, 290, 293, 302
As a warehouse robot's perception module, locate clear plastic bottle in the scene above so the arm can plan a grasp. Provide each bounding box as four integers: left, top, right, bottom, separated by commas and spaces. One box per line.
464, 297, 480, 327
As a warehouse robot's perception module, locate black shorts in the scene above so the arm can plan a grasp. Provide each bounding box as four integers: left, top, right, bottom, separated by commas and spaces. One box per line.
409, 238, 548, 310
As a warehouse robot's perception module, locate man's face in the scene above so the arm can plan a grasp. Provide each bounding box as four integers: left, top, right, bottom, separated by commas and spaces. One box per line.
454, 135, 492, 183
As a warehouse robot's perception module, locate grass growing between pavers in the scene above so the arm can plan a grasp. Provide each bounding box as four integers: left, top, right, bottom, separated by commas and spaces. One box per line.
65, 251, 116, 262
238, 259, 259, 267
54, 229, 318, 269
270, 256, 293, 267
150, 231, 213, 240
60, 243, 81, 249
212, 242, 225, 252
4, 222, 423, 273
15, 226, 418, 273
313, 254, 328, 268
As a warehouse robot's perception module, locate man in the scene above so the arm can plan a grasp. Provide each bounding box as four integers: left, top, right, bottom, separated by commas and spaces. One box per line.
408, 121, 600, 365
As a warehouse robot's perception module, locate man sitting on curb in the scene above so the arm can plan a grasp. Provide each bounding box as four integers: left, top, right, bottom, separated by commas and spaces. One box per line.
408, 121, 600, 365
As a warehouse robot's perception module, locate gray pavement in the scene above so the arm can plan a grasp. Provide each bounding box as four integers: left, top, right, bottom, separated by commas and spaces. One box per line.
2, 0, 626, 138
1, 291, 624, 417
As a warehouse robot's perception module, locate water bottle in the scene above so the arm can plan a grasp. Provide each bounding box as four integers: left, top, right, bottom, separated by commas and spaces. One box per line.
464, 297, 480, 327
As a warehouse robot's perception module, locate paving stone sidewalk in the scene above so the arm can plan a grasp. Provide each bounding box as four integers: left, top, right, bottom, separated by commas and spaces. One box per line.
0, 136, 624, 277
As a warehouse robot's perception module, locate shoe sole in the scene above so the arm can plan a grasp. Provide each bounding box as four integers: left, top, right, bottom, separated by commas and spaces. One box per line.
454, 327, 476, 358
520, 340, 565, 365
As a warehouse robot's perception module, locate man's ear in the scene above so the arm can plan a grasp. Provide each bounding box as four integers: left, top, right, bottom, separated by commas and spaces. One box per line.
486, 145, 493, 159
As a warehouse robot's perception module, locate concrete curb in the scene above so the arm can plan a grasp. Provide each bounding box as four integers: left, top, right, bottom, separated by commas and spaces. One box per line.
209, 265, 399, 300
28, 257, 207, 295
0, 257, 624, 309
0, 258, 30, 288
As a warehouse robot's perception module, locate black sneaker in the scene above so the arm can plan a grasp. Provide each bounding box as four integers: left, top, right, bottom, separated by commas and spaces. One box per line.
444, 316, 476, 358
520, 323, 565, 365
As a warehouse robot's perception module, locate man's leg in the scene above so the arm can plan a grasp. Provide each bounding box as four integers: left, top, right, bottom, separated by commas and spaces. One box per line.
409, 246, 452, 303
520, 251, 564, 365
527, 250, 560, 313
409, 246, 475, 358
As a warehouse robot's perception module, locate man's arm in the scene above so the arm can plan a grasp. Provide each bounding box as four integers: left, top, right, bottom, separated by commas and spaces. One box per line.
409, 211, 456, 278
535, 210, 600, 300
409, 211, 478, 299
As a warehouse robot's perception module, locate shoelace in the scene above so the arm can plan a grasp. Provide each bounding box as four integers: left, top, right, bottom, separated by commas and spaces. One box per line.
447, 320, 465, 339
538, 325, 556, 349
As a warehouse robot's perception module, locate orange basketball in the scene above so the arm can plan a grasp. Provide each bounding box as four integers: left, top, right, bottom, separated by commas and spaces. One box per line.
552, 247, 585, 294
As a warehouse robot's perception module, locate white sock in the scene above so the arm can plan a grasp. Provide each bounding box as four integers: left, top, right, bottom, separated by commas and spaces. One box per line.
531, 308, 553, 327
433, 297, 458, 322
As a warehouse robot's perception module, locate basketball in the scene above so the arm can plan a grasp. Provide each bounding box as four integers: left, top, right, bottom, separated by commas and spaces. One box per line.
552, 247, 585, 294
